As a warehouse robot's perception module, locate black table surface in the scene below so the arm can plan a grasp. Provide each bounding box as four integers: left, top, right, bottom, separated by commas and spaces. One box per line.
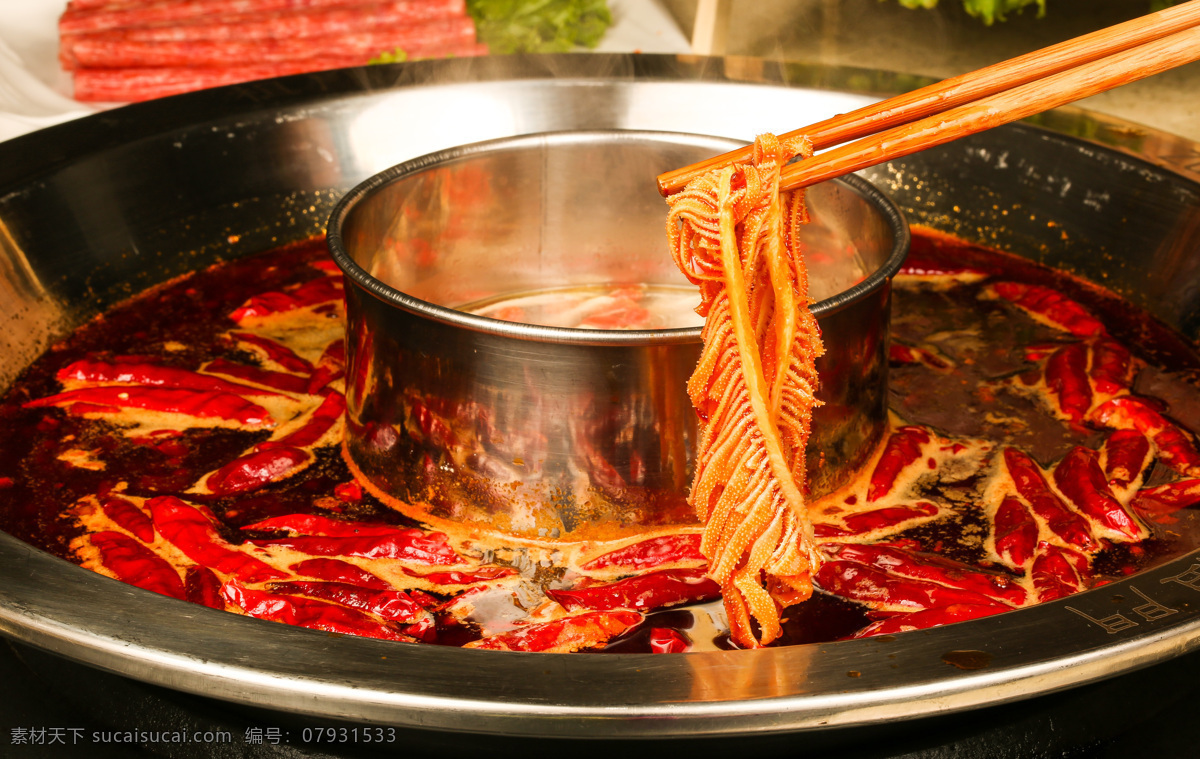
2, 634, 1198, 759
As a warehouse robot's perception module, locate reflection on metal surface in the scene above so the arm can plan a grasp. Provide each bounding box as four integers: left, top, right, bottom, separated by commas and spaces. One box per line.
0, 53, 1198, 737
0, 216, 60, 389
328, 131, 907, 540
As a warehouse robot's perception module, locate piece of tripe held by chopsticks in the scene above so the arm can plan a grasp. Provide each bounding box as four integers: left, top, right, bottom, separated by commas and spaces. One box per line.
665, 133, 824, 648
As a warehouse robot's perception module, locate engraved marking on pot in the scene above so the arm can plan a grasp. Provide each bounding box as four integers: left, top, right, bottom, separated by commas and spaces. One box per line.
1065, 605, 1139, 634
1067, 576, 1190, 634
1160, 563, 1200, 593
1128, 586, 1178, 622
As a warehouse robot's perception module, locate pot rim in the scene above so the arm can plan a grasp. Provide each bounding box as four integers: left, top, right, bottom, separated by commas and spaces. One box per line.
327, 129, 910, 346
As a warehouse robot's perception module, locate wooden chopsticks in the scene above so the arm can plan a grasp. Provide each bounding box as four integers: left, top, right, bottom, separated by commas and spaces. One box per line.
656, 0, 1200, 196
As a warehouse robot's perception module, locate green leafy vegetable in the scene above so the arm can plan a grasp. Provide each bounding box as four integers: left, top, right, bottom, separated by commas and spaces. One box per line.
893, 0, 1044, 24
466, 0, 612, 54
894, 0, 1179, 24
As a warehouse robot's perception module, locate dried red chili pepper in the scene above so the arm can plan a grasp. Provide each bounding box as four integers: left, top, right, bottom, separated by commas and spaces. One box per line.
204, 446, 311, 495
889, 343, 953, 371
1088, 338, 1135, 394
253, 531, 460, 566
57, 359, 282, 398
852, 602, 1010, 638
100, 495, 155, 543
1090, 396, 1200, 476
1130, 479, 1200, 521
822, 543, 1027, 607
274, 390, 344, 448
221, 581, 413, 642
230, 276, 343, 323
203, 358, 311, 394
1101, 429, 1152, 491
89, 530, 185, 600
1003, 448, 1096, 551
814, 561, 1008, 613
242, 512, 408, 538
991, 495, 1038, 569
266, 580, 429, 624
463, 610, 642, 653
148, 496, 286, 583
815, 501, 941, 538
867, 426, 932, 502
580, 534, 705, 572
332, 480, 364, 502
1044, 343, 1093, 423
1052, 446, 1145, 541
1031, 542, 1091, 602
289, 557, 388, 589
229, 332, 313, 374
548, 568, 720, 613
649, 627, 690, 653
401, 566, 516, 585
184, 565, 225, 610
307, 340, 347, 394
991, 282, 1106, 338
25, 386, 274, 428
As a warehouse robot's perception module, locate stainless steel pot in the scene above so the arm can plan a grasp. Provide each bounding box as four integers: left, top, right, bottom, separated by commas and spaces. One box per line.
1, 54, 1200, 739
328, 130, 907, 541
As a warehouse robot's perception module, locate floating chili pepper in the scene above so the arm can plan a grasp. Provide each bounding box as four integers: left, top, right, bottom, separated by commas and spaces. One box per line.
1031, 542, 1091, 603
1044, 343, 1092, 423
888, 343, 953, 371
1052, 446, 1145, 541
148, 496, 286, 583
991, 495, 1038, 569
815, 501, 941, 538
991, 282, 1106, 338
1130, 479, 1200, 520
221, 581, 413, 642
274, 390, 344, 448
1088, 338, 1135, 395
401, 566, 516, 585
204, 446, 311, 495
89, 530, 185, 600
253, 531, 460, 566
185, 565, 225, 610
1003, 448, 1096, 551
203, 358, 311, 394
25, 386, 274, 428
581, 534, 705, 572
100, 495, 155, 543
814, 561, 1006, 613
242, 512, 407, 538
230, 276, 343, 323
1090, 396, 1200, 476
307, 340, 347, 394
823, 543, 1026, 607
463, 610, 642, 653
852, 602, 1010, 638
57, 359, 282, 398
548, 568, 720, 613
1101, 429, 1151, 491
266, 581, 429, 624
229, 332, 313, 374
867, 426, 932, 502
290, 557, 391, 589
649, 627, 690, 653
332, 480, 364, 502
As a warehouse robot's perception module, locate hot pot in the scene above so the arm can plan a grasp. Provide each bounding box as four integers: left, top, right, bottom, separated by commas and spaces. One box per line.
1, 54, 1199, 740
327, 130, 907, 542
